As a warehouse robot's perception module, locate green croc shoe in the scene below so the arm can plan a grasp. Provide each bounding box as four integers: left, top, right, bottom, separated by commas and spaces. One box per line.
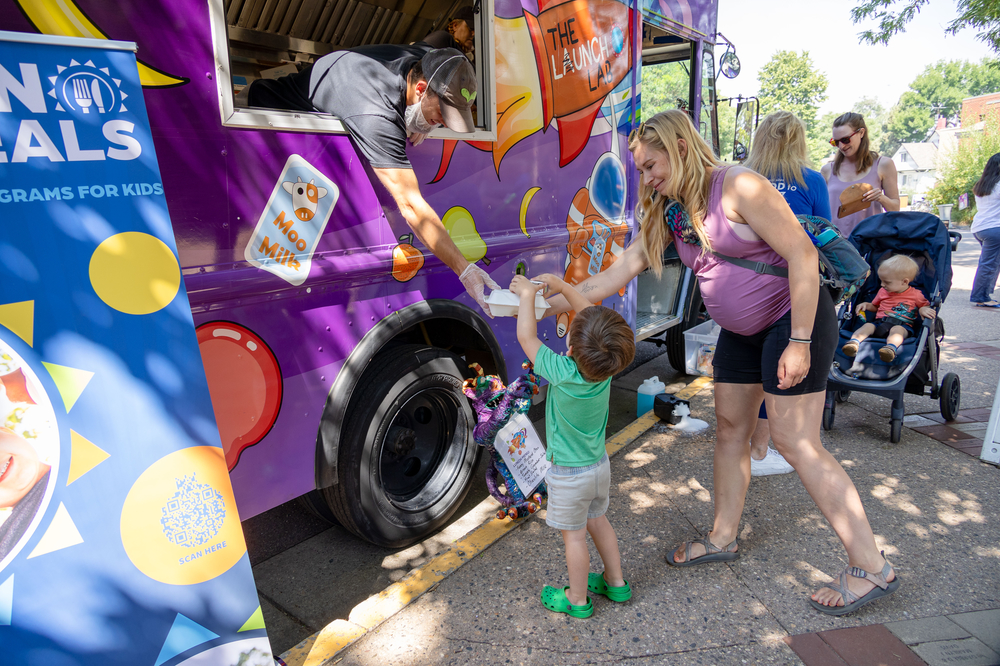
540, 585, 593, 618
587, 572, 632, 602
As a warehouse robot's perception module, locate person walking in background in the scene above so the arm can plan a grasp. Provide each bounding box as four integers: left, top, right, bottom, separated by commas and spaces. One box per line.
543, 110, 899, 615
511, 273, 635, 619
970, 153, 1000, 308
741, 110, 831, 476
822, 112, 900, 237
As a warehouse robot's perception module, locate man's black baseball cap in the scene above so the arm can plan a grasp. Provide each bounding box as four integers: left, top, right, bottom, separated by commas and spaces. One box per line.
422, 48, 477, 133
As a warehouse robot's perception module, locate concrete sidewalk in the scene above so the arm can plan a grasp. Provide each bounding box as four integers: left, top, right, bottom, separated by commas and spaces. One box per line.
281, 233, 1000, 666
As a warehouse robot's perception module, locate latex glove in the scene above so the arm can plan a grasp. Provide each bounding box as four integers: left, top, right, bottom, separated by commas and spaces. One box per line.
409, 132, 428, 146
460, 263, 501, 317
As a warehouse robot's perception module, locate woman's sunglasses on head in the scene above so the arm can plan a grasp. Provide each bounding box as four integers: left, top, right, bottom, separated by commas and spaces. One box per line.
628, 121, 647, 143
829, 128, 862, 147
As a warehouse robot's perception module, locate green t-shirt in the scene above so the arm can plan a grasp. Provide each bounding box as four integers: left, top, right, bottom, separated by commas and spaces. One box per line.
534, 345, 611, 467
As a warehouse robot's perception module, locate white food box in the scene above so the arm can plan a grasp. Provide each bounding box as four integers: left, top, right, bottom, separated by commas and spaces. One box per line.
485, 289, 551, 319
684, 319, 721, 376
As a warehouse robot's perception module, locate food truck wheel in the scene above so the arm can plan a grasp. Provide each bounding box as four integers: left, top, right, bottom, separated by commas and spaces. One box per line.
325, 344, 480, 548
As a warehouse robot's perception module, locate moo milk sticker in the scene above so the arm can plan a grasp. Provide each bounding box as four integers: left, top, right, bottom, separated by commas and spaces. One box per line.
245, 154, 339, 285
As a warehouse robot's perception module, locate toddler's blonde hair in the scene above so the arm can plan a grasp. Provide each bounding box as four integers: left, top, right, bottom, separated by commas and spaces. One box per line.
878, 254, 919, 283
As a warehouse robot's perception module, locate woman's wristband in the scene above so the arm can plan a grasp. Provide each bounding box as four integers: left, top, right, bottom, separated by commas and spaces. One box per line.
788, 337, 811, 345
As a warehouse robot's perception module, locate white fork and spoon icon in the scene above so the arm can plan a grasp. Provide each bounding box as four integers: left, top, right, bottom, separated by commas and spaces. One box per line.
72, 77, 105, 114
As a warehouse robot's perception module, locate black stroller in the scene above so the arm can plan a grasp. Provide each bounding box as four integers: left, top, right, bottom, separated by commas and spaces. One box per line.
823, 212, 962, 443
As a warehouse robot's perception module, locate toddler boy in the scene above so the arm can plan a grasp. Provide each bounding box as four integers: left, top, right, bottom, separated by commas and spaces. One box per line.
510, 273, 635, 618
843, 254, 936, 362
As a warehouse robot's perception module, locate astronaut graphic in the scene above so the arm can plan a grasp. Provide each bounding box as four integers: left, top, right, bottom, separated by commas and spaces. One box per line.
508, 428, 528, 457
556, 98, 629, 339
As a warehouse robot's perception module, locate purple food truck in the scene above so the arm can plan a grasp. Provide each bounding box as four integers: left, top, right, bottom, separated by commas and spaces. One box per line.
2, 0, 730, 547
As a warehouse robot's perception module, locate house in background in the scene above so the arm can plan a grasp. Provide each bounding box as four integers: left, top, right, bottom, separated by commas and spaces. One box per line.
893, 141, 938, 202
962, 91, 1000, 128
892, 95, 995, 206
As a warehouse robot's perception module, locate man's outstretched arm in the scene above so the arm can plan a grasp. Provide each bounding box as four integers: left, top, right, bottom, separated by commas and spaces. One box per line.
374, 166, 499, 314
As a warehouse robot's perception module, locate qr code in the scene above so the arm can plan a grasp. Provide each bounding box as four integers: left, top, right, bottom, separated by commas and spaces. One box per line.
160, 474, 226, 548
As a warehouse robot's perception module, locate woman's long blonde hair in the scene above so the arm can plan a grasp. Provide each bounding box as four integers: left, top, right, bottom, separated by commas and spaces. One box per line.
831, 112, 876, 177
744, 111, 811, 189
628, 110, 721, 277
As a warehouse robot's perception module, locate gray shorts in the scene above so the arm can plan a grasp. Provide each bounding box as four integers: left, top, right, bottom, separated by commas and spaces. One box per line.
544, 454, 610, 531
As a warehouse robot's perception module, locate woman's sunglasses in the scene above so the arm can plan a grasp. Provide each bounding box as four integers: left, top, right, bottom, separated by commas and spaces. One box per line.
829, 128, 862, 147
628, 121, 647, 143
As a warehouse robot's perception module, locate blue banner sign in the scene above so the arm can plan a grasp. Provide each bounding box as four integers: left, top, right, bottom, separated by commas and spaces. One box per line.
0, 31, 272, 666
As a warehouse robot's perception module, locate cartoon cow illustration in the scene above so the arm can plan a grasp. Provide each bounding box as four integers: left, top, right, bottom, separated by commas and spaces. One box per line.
282, 177, 328, 221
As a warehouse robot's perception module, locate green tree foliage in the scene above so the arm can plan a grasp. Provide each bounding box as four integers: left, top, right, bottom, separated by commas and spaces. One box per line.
757, 51, 828, 124
641, 62, 739, 159
813, 111, 840, 166
716, 91, 739, 161
641, 61, 691, 117
926, 107, 1000, 224
882, 59, 1000, 152
851, 0, 1000, 58
757, 50, 830, 167
854, 96, 890, 154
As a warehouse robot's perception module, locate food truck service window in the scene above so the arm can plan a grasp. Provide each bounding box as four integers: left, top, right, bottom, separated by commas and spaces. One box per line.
209, 0, 497, 142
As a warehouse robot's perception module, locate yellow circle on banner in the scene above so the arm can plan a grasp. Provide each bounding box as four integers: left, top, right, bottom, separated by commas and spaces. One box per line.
120, 446, 246, 585
90, 232, 180, 315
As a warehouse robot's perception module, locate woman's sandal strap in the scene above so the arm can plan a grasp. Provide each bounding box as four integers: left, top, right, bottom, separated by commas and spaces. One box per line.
847, 556, 893, 591
831, 554, 894, 604
686, 536, 736, 559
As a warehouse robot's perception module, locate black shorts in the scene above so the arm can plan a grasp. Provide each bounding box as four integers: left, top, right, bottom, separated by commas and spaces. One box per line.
866, 316, 916, 339
712, 287, 838, 396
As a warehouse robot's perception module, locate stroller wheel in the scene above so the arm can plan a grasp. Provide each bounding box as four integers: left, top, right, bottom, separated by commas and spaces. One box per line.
822, 402, 835, 431
836, 390, 851, 404
940, 373, 961, 422
890, 418, 902, 443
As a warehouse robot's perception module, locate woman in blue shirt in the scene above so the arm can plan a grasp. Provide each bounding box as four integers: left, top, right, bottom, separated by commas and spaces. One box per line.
742, 110, 832, 476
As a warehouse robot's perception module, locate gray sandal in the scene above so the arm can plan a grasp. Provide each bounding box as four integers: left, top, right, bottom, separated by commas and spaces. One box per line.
809, 551, 900, 616
666, 536, 739, 567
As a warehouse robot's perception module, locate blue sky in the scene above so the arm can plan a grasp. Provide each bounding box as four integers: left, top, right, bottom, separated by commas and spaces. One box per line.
715, 0, 995, 116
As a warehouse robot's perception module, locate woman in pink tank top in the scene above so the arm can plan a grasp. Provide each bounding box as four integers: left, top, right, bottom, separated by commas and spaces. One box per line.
822, 112, 900, 237
541, 110, 898, 616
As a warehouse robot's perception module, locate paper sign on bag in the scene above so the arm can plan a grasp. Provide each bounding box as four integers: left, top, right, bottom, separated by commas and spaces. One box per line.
494, 413, 550, 495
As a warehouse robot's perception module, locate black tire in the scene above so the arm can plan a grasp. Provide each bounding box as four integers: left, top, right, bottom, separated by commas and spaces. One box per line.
836, 389, 851, 403
322, 344, 480, 548
666, 281, 706, 373
940, 373, 961, 422
822, 402, 835, 431
890, 418, 902, 443
665, 324, 686, 373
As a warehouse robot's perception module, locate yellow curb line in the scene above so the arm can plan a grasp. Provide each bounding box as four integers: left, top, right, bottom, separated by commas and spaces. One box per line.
279, 374, 714, 666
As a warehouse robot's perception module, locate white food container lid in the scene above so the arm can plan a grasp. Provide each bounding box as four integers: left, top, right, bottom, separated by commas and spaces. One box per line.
485, 289, 551, 319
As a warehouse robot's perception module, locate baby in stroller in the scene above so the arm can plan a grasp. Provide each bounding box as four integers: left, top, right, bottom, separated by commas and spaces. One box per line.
824, 211, 961, 443
842, 254, 936, 363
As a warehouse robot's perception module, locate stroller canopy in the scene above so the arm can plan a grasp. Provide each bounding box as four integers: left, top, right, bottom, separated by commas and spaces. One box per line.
849, 211, 953, 303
